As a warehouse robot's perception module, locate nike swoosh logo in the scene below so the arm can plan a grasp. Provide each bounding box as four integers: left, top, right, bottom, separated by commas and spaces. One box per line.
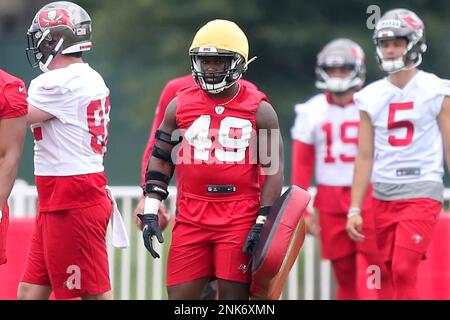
18, 86, 24, 93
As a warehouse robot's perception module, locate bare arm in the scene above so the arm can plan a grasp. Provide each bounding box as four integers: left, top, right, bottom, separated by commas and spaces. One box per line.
242, 101, 284, 255
346, 110, 374, 241
255, 100, 284, 207
350, 111, 374, 209
438, 96, 450, 172
27, 104, 54, 126
0, 116, 27, 209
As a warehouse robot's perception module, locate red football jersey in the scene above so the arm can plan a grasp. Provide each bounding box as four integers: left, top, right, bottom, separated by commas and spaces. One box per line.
175, 85, 267, 201
0, 69, 28, 120
0, 69, 27, 265
140, 75, 258, 186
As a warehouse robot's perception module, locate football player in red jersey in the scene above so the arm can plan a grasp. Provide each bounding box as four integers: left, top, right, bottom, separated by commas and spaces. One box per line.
138, 19, 283, 300
134, 75, 258, 230
0, 69, 28, 266
134, 74, 258, 300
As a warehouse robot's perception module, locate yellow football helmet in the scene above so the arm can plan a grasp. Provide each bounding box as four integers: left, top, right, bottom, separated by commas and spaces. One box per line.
189, 19, 254, 94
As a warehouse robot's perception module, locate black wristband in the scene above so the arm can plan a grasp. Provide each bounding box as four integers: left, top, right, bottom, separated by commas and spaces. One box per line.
138, 213, 159, 224
258, 206, 271, 217
143, 183, 169, 199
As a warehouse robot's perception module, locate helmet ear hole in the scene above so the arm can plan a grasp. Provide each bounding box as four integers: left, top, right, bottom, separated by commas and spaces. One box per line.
420, 43, 427, 53
408, 51, 418, 61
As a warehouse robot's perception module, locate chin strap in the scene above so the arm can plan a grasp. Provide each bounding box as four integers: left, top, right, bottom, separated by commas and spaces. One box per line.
384, 55, 422, 74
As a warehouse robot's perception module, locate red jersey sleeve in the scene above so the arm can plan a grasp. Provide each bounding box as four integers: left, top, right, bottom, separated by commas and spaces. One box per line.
291, 140, 315, 190
291, 140, 315, 217
0, 79, 28, 119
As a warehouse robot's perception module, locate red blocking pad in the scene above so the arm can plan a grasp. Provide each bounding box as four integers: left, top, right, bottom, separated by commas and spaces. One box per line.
250, 185, 311, 300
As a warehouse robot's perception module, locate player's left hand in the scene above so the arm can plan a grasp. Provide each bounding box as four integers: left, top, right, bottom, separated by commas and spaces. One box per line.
134, 198, 171, 231
243, 222, 264, 256
346, 214, 365, 242
137, 213, 164, 258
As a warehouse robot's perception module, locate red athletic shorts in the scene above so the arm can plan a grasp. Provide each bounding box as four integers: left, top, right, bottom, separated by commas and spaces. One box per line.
167, 198, 258, 286
372, 197, 442, 262
21, 199, 112, 299
318, 207, 379, 260
0, 204, 9, 265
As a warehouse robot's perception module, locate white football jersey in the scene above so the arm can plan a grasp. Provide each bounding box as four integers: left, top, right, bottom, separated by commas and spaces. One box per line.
27, 63, 110, 176
354, 70, 450, 184
291, 93, 360, 186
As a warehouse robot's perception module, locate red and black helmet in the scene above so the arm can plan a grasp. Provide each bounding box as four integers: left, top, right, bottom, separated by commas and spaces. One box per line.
26, 1, 92, 72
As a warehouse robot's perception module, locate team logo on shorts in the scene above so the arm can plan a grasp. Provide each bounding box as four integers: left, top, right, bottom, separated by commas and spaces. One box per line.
411, 234, 423, 244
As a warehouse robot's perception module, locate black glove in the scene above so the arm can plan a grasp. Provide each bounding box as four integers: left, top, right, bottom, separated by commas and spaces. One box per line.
137, 213, 164, 258
242, 222, 264, 256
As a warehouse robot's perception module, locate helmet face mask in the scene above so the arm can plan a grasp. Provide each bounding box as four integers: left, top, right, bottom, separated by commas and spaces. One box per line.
189, 20, 253, 94
315, 38, 366, 93
26, 1, 92, 72
373, 8, 427, 74
190, 47, 246, 94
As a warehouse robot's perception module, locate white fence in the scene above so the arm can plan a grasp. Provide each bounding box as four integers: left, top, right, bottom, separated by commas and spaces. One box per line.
8, 180, 343, 300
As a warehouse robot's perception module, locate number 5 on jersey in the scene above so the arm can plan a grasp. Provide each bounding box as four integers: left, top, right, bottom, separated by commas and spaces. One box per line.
388, 102, 414, 147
